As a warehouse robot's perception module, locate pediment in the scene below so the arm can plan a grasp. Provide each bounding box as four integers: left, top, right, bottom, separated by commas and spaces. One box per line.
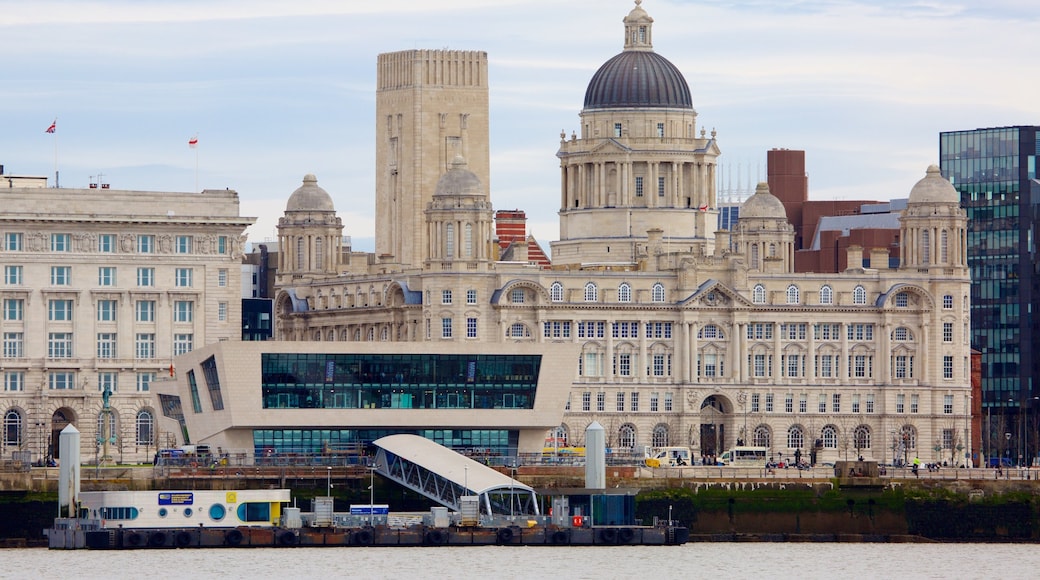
679, 279, 753, 308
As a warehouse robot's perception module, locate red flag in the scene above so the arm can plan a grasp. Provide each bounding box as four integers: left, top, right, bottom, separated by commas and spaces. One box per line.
698, 204, 708, 211
45, 120, 56, 133
188, 135, 198, 148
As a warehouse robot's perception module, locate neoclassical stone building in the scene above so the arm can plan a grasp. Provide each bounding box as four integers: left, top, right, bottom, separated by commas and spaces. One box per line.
272, 1, 972, 465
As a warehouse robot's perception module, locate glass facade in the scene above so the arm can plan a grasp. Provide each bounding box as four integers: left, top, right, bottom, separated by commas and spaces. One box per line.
252, 428, 517, 456
260, 353, 541, 410
940, 126, 1039, 420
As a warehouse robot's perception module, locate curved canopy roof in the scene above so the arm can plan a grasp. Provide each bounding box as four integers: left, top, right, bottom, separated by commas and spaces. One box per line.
373, 434, 532, 496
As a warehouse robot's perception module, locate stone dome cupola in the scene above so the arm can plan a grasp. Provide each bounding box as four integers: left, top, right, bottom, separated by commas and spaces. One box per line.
907, 165, 960, 205
740, 182, 788, 220
286, 174, 335, 212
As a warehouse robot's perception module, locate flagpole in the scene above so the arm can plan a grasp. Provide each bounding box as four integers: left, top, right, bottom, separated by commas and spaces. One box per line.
194, 142, 199, 192
52, 119, 59, 188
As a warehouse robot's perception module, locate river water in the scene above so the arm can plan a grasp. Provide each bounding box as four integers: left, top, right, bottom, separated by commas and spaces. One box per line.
7, 544, 1040, 580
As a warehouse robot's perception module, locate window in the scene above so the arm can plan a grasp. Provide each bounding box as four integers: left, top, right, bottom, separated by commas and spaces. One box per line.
48, 333, 73, 358
765, 393, 774, 412
787, 425, 804, 449
892, 327, 912, 341
543, 321, 571, 339
785, 393, 793, 413
176, 235, 192, 254
4, 409, 23, 446
657, 176, 665, 197
646, 322, 672, 339
550, 283, 563, 302
943, 322, 953, 343
97, 333, 117, 358
4, 372, 24, 392
173, 333, 193, 356
616, 392, 625, 412
650, 393, 659, 412
5, 233, 22, 251
618, 424, 636, 449
896, 394, 905, 414
944, 394, 954, 414
98, 266, 116, 286
786, 285, 799, 304
3, 333, 24, 358
136, 300, 155, 322
51, 233, 71, 252
217, 302, 227, 322
137, 372, 155, 392
171, 300, 193, 323
618, 353, 632, 376
651, 283, 665, 303
48, 299, 73, 321
753, 425, 771, 448
752, 285, 766, 304
853, 286, 867, 305
97, 300, 117, 322
942, 428, 953, 450
618, 283, 632, 303
943, 356, 954, 379
851, 394, 861, 414
652, 353, 666, 376
818, 394, 827, 413
4, 265, 22, 285
700, 324, 721, 340
584, 282, 598, 302
630, 392, 639, 412
136, 410, 154, 447
510, 288, 524, 304
753, 354, 767, 377
894, 355, 912, 378
466, 318, 478, 338
98, 372, 117, 393
664, 392, 673, 411
854, 426, 871, 450
218, 236, 227, 254
832, 393, 841, 413
596, 392, 605, 412
218, 269, 228, 287
135, 333, 156, 359
785, 354, 800, 377
614, 122, 622, 138
656, 122, 664, 137
507, 322, 529, 338
582, 392, 591, 412
866, 394, 875, 413
894, 292, 909, 307
175, 268, 193, 287
49, 372, 75, 390
635, 176, 644, 197
51, 266, 71, 285
943, 294, 953, 309
701, 353, 718, 377
441, 318, 452, 339
921, 230, 930, 264
3, 299, 23, 321
751, 393, 760, 413
820, 285, 833, 305
98, 234, 115, 253
137, 267, 154, 287
442, 290, 453, 305
822, 426, 838, 449
750, 245, 759, 269
137, 235, 154, 253
466, 289, 477, 305
799, 394, 807, 413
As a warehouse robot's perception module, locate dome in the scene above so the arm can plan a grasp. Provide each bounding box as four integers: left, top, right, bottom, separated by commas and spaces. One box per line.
740, 182, 788, 220
434, 156, 483, 197
584, 51, 693, 110
286, 174, 335, 212
908, 165, 959, 204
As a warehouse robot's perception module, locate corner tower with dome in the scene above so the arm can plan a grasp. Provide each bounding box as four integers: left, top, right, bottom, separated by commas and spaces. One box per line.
553, 0, 720, 267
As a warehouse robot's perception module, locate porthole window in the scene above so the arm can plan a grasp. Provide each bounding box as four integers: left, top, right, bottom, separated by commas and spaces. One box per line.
184, 508, 193, 517
209, 504, 226, 521
158, 508, 168, 518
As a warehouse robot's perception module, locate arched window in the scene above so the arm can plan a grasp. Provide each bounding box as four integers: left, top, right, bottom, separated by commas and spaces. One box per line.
940, 229, 948, 263
753, 285, 766, 304
445, 223, 455, 258
511, 288, 525, 304
786, 285, 799, 304
295, 238, 305, 269
136, 410, 154, 447
900, 425, 917, 450
698, 324, 722, 340
3, 409, 23, 447
787, 425, 804, 449
769, 243, 777, 257
313, 330, 322, 341
618, 424, 637, 449
327, 330, 335, 341
314, 237, 323, 268
353, 328, 361, 341
652, 424, 669, 448
507, 323, 530, 338
853, 286, 867, 305
821, 425, 838, 449
464, 223, 473, 257
340, 329, 349, 341
894, 292, 909, 308
584, 282, 598, 302
750, 244, 759, 269
367, 328, 375, 341
921, 229, 930, 265
892, 327, 914, 341
753, 424, 771, 448
381, 327, 389, 341
820, 285, 833, 305
651, 283, 665, 303
550, 282, 564, 302
854, 425, 871, 450
618, 283, 632, 303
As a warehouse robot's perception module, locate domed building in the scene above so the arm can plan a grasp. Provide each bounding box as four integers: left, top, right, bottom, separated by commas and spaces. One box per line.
259, 1, 972, 467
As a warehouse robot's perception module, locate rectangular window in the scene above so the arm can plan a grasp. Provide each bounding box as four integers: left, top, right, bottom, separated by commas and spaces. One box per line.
652, 354, 666, 376
3, 332, 24, 358
97, 300, 117, 322
650, 393, 659, 412
618, 353, 632, 376
137, 235, 154, 253
635, 176, 644, 197
5, 233, 22, 251
852, 355, 867, 377
136, 300, 155, 322
832, 393, 841, 413
98, 234, 115, 253
49, 372, 75, 390
943, 295, 953, 309
441, 317, 452, 339
218, 302, 228, 322
943, 322, 953, 343
98, 372, 117, 393
582, 392, 591, 412
135, 333, 156, 359
943, 356, 954, 379
664, 392, 673, 411
819, 394, 827, 413
616, 392, 625, 412
765, 393, 774, 413
137, 267, 154, 287
596, 392, 605, 412
786, 354, 800, 377
656, 122, 664, 137
910, 394, 919, 414
614, 122, 622, 137
799, 394, 807, 413
97, 266, 116, 287
137, 372, 154, 392
753, 354, 767, 377
785, 394, 793, 413
48, 299, 73, 321
944, 394, 954, 414
3, 299, 23, 321
174, 300, 194, 323
442, 290, 452, 305
176, 235, 193, 253
218, 236, 227, 254
48, 332, 73, 358
942, 429, 954, 449
466, 317, 477, 338
751, 393, 760, 413
658, 176, 665, 197
97, 333, 117, 359
852, 394, 861, 414
175, 268, 193, 287
894, 355, 908, 379
173, 333, 194, 356
896, 394, 905, 413
866, 394, 875, 413
702, 353, 717, 377
630, 392, 639, 412
51, 266, 71, 285
217, 269, 228, 287
4, 265, 22, 285
51, 233, 71, 252
466, 289, 477, 305
4, 371, 24, 391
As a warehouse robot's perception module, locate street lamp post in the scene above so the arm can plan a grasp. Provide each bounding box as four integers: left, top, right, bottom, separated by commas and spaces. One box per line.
326, 466, 332, 497
368, 462, 377, 524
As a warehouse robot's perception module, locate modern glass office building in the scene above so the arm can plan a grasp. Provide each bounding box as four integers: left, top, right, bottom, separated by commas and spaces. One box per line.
940, 125, 1040, 464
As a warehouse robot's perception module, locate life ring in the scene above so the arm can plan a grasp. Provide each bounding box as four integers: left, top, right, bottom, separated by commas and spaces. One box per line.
598, 528, 617, 544
225, 529, 244, 546
571, 515, 583, 528
425, 529, 446, 545
175, 531, 193, 547
495, 527, 514, 544
353, 529, 373, 546
148, 531, 167, 547
618, 528, 635, 543
190, 461, 198, 469
551, 530, 568, 545
279, 531, 298, 546
125, 532, 143, 547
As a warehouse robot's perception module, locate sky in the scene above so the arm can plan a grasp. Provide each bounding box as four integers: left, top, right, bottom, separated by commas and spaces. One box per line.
2, 0, 1038, 252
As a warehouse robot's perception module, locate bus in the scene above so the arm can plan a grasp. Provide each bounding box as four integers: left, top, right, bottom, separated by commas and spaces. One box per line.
643, 446, 693, 468
718, 446, 769, 466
